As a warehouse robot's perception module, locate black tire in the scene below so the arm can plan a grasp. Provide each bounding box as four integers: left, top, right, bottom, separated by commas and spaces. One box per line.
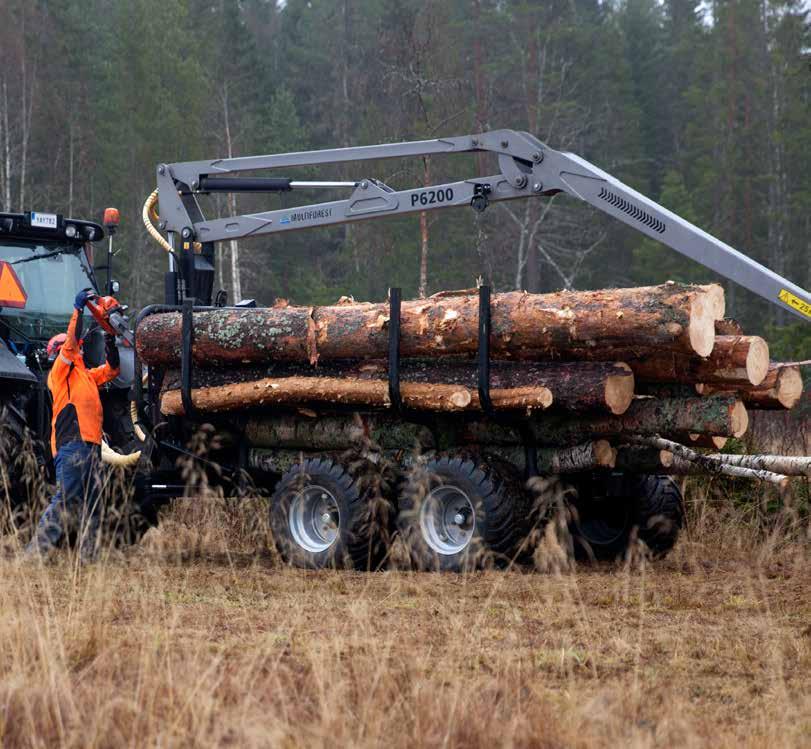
0, 403, 50, 533
397, 454, 529, 572
569, 473, 684, 561
269, 456, 387, 570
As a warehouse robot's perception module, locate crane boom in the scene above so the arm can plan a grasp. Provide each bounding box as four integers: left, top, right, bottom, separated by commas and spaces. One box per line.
155, 129, 810, 321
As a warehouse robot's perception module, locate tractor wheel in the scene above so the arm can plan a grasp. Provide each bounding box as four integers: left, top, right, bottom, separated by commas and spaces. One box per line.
397, 454, 529, 572
269, 456, 388, 570
0, 403, 49, 534
569, 473, 684, 561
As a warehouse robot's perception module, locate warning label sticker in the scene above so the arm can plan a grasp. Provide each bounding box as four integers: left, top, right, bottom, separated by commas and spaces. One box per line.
0, 261, 28, 309
778, 289, 811, 319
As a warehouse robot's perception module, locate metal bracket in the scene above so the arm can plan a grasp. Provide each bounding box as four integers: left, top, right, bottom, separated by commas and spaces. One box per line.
180, 299, 196, 419
388, 287, 403, 413
477, 284, 495, 416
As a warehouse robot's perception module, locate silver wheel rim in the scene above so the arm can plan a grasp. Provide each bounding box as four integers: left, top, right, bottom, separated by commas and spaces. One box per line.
419, 485, 475, 555
288, 485, 340, 553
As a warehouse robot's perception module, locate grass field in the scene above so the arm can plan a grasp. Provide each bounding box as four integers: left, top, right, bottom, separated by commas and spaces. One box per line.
1, 487, 809, 748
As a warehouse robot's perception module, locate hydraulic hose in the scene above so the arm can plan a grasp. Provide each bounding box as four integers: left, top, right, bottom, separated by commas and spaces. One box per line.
142, 189, 173, 255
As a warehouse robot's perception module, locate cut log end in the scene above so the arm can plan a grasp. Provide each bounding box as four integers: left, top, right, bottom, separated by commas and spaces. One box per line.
593, 439, 617, 468
730, 400, 749, 438
745, 337, 770, 386
688, 295, 718, 358
775, 366, 803, 409
604, 363, 635, 415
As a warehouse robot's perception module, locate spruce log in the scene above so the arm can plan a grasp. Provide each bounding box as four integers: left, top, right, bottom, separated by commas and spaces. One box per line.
242, 396, 747, 452
135, 282, 724, 367
670, 432, 729, 450
621, 335, 769, 386
460, 395, 748, 446
160, 360, 633, 416
715, 318, 744, 336
245, 414, 436, 451
615, 446, 674, 472
697, 364, 803, 409
160, 375, 553, 416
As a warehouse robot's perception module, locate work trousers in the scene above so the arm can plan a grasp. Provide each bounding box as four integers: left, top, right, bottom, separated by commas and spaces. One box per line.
28, 441, 104, 560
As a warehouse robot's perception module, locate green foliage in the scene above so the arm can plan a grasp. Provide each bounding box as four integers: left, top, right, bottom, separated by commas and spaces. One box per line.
1, 0, 807, 352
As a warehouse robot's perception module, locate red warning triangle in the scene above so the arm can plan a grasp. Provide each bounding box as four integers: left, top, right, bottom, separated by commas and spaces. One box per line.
0, 261, 28, 309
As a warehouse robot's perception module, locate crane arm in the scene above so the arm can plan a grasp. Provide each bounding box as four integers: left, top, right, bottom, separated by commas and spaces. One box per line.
155, 129, 810, 321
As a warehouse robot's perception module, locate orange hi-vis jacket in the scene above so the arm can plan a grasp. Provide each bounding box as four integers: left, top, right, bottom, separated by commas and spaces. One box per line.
48, 308, 120, 456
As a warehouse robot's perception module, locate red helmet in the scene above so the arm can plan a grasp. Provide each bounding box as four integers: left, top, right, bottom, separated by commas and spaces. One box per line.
47, 333, 67, 362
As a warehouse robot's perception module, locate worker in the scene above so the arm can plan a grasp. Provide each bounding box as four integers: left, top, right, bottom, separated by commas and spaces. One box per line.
26, 288, 120, 561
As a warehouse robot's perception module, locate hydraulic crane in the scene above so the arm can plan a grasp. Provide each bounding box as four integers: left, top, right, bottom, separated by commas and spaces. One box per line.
147, 128, 810, 321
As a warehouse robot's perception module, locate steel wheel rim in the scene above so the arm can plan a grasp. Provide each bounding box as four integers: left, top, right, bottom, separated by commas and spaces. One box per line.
288, 485, 340, 553
419, 485, 475, 555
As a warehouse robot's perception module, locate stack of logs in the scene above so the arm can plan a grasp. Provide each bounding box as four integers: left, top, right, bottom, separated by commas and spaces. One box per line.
135, 282, 808, 484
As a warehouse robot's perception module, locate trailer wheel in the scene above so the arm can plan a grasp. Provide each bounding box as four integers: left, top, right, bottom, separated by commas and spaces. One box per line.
570, 474, 684, 560
270, 456, 385, 570
397, 455, 528, 572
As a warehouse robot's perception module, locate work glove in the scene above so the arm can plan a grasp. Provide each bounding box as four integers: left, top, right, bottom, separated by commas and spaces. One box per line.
104, 333, 120, 370
74, 288, 93, 311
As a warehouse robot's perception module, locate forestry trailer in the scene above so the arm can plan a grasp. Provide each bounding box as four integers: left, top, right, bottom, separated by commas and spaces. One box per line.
5, 130, 810, 568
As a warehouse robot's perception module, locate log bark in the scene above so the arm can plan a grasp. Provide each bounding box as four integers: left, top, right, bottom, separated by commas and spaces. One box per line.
136, 283, 724, 367
697, 364, 802, 410
614, 446, 674, 472
631, 436, 788, 487
623, 336, 769, 386
460, 395, 748, 445
160, 375, 553, 416
704, 453, 811, 476
670, 432, 729, 450
715, 318, 744, 336
160, 360, 633, 416
535, 440, 617, 472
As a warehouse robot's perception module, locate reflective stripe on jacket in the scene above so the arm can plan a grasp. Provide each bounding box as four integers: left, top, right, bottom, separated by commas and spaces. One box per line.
48, 308, 120, 456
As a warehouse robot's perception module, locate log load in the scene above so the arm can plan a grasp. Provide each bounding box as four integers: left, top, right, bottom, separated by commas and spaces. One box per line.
617, 335, 769, 386
697, 364, 803, 410
159, 361, 634, 417
136, 282, 724, 368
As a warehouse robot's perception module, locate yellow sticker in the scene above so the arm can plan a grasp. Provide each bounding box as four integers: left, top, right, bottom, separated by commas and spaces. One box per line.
778, 289, 811, 318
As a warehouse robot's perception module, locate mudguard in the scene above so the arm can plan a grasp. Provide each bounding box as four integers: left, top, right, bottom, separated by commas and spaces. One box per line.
0, 340, 37, 384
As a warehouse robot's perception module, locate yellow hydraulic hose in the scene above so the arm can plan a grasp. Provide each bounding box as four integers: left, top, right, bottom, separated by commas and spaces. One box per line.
142, 189, 173, 255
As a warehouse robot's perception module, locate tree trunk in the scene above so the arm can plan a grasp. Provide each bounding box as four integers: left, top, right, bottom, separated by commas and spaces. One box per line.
535, 440, 617, 473
461, 395, 748, 446
704, 453, 811, 477
160, 359, 633, 415
136, 283, 724, 367
696, 364, 802, 409
669, 432, 729, 450
614, 446, 674, 473
159, 374, 553, 416
622, 335, 768, 386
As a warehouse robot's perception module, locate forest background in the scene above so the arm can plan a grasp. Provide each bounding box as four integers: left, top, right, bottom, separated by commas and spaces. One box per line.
0, 0, 809, 356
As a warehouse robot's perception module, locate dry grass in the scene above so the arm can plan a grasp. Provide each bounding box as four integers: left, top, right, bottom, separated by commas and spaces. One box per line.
0, 483, 810, 748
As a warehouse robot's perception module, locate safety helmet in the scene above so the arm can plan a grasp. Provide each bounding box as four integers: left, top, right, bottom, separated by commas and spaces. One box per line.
47, 333, 67, 362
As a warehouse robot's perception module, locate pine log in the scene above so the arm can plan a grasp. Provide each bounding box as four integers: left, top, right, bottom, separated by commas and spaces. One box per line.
622, 335, 769, 386
135, 283, 724, 367
716, 318, 744, 336
631, 436, 788, 486
245, 414, 437, 451
460, 395, 748, 446
160, 360, 633, 416
670, 432, 729, 450
614, 446, 674, 472
160, 375, 553, 416
697, 364, 803, 410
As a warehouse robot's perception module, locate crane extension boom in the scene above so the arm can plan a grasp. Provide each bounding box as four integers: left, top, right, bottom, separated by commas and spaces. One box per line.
155, 129, 810, 321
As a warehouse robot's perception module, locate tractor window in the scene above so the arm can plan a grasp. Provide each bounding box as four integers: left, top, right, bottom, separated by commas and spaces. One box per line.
0, 240, 95, 345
